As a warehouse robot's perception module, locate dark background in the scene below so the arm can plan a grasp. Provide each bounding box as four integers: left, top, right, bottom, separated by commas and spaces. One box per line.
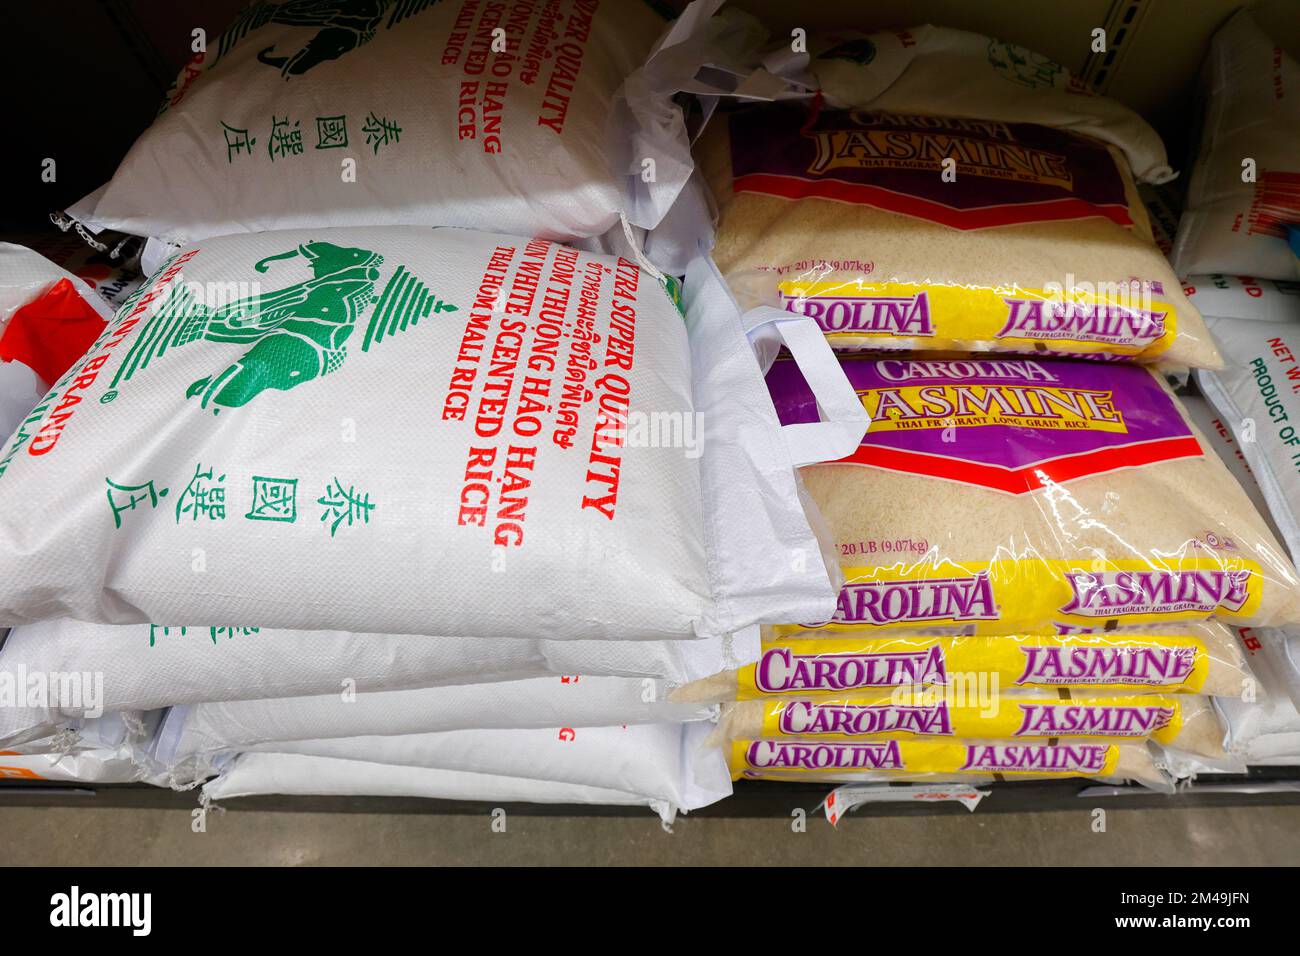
4, 0, 1296, 237
6, 0, 248, 232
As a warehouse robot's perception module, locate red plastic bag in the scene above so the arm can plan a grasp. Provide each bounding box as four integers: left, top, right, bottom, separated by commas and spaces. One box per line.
0, 279, 106, 386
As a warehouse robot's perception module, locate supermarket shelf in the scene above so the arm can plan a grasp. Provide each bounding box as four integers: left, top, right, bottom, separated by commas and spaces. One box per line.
1, 770, 1298, 818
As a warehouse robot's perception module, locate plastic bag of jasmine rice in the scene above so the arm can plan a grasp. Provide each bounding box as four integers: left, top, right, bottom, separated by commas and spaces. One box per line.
726, 738, 1168, 790
1178, 392, 1286, 549
717, 692, 1226, 759
0, 617, 756, 748
672, 623, 1252, 703
763, 353, 1300, 635
698, 102, 1219, 368
62, 0, 715, 250
0, 228, 865, 639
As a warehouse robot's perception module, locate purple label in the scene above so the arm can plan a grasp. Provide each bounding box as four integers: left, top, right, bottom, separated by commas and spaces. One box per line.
766, 356, 1199, 493
729, 105, 1131, 229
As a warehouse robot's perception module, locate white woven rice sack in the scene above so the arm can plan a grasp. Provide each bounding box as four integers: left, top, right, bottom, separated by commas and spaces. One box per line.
0, 618, 755, 748
0, 360, 43, 447
156, 674, 715, 778
0, 228, 864, 639
203, 720, 730, 821
804, 25, 1172, 184
65, 0, 703, 247
203, 753, 676, 820
1172, 10, 1300, 281
1184, 274, 1300, 326
1216, 627, 1300, 765
1196, 316, 1300, 564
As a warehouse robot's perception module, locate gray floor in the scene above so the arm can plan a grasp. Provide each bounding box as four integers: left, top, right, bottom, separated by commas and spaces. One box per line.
2, 804, 1298, 865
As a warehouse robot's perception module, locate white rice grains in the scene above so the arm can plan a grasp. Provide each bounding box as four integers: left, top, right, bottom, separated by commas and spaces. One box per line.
702, 105, 1220, 368
764, 354, 1300, 635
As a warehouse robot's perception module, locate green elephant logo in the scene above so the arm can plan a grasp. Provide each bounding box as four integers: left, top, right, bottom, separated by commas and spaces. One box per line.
986, 38, 1069, 91
109, 241, 457, 414
214, 0, 443, 78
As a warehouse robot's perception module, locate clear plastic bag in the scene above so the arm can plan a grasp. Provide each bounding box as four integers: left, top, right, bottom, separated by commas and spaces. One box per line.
766, 354, 1300, 635
673, 623, 1251, 703
727, 737, 1167, 789
700, 105, 1220, 368
718, 692, 1225, 758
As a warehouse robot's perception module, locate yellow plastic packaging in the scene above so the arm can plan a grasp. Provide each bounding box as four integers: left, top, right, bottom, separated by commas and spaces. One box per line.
670, 625, 1249, 703
778, 557, 1269, 638
729, 738, 1161, 786
718, 692, 1224, 756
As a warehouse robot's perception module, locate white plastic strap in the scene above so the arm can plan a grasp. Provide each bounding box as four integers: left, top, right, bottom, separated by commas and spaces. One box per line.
618, 213, 666, 283
743, 305, 868, 467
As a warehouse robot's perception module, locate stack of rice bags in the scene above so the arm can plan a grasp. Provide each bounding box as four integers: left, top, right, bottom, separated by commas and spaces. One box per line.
0, 246, 160, 783
680, 19, 1300, 794
0, 0, 872, 823
1159, 9, 1300, 773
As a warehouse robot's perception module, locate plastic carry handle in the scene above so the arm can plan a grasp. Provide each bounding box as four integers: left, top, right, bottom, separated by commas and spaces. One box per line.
743, 305, 869, 467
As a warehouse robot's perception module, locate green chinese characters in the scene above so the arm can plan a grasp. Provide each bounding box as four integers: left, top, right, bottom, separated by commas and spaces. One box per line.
108, 466, 374, 538
149, 625, 261, 647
